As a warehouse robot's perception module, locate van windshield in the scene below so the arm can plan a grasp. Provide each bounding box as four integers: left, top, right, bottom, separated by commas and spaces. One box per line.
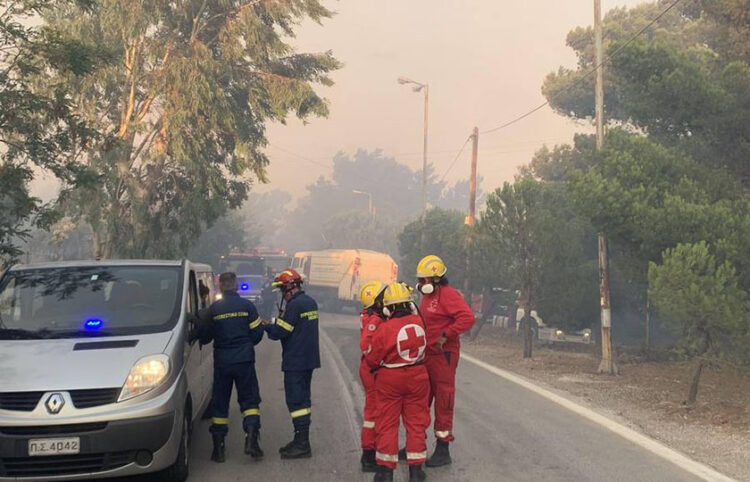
0, 266, 182, 339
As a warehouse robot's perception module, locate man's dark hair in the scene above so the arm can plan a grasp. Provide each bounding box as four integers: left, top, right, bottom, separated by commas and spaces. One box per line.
219, 272, 237, 293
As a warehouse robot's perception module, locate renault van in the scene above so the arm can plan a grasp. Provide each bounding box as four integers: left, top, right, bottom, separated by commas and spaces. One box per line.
0, 260, 215, 481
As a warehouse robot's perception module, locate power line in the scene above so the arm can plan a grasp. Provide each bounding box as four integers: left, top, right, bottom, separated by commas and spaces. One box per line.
481, 0, 686, 136
439, 135, 472, 183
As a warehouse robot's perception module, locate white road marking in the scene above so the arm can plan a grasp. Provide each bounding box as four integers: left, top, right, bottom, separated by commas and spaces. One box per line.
320, 327, 363, 445
461, 353, 737, 482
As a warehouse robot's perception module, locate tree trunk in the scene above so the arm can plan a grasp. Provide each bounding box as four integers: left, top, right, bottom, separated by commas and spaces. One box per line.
523, 304, 532, 359
686, 357, 704, 405
644, 294, 651, 350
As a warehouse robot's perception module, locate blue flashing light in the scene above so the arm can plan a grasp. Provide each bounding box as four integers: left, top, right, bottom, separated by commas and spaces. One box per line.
240, 283, 250, 291
84, 318, 104, 331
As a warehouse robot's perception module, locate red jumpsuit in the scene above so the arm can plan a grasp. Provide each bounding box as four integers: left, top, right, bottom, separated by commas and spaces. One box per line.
359, 309, 383, 451
420, 284, 475, 442
365, 313, 430, 469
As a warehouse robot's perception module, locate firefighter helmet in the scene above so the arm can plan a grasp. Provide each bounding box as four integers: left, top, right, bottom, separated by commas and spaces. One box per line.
359, 280, 385, 309
382, 282, 413, 306
272, 269, 303, 291
416, 255, 447, 278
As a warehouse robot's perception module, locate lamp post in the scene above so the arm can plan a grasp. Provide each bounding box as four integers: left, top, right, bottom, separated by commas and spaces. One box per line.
397, 76, 429, 218
352, 190, 373, 216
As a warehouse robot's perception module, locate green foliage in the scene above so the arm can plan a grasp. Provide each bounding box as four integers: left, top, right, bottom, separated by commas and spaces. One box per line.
478, 178, 598, 330
42, 0, 340, 259
543, 2, 750, 180
188, 213, 250, 269
569, 129, 740, 272
322, 211, 399, 256
648, 241, 748, 358
284, 149, 478, 258
398, 208, 467, 286
241, 189, 292, 248
0, 0, 99, 266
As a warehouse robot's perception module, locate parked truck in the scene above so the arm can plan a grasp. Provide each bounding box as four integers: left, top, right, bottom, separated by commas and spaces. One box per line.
291, 249, 398, 311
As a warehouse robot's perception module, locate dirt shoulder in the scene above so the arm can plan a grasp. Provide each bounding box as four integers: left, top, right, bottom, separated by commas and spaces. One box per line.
463, 327, 750, 481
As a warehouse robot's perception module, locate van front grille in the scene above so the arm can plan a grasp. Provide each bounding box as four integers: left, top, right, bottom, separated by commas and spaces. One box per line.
0, 392, 43, 412
69, 388, 120, 408
0, 422, 108, 436
0, 451, 135, 478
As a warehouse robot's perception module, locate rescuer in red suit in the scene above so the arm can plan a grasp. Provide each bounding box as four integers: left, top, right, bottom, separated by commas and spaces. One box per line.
358, 280, 387, 472
366, 282, 429, 482
416, 255, 475, 467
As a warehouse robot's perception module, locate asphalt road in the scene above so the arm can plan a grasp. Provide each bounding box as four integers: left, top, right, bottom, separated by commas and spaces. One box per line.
180, 312, 715, 482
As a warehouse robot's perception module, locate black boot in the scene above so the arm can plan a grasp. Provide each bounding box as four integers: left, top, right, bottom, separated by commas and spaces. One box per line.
373, 466, 394, 481
280, 426, 312, 459
211, 433, 226, 463
361, 449, 378, 472
409, 464, 427, 481
245, 427, 264, 458
425, 440, 451, 467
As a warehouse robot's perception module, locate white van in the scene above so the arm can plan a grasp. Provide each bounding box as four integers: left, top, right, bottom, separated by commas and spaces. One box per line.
0, 260, 214, 481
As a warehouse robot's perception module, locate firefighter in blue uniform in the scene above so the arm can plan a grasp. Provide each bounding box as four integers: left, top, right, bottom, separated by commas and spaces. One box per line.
198, 272, 265, 463
264, 268, 320, 459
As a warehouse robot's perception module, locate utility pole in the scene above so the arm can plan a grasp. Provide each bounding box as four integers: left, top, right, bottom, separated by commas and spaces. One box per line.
397, 77, 429, 227
595, 0, 618, 375
422, 84, 429, 219
463, 127, 479, 296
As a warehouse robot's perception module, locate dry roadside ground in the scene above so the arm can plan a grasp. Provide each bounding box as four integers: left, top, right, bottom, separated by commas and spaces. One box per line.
464, 328, 750, 482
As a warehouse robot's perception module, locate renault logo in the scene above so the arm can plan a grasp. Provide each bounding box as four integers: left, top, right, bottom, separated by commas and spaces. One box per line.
45, 393, 65, 414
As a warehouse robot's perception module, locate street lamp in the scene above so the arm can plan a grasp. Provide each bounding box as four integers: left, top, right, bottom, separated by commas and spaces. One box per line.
397, 76, 429, 218
352, 190, 373, 216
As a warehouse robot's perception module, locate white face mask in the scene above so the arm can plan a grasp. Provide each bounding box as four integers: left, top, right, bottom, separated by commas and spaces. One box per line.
419, 283, 434, 295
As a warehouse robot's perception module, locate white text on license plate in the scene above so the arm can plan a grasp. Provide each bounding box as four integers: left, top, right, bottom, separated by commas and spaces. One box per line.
28, 437, 80, 456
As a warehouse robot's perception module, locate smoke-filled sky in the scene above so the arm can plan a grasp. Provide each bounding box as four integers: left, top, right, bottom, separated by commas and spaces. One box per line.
262, 0, 644, 198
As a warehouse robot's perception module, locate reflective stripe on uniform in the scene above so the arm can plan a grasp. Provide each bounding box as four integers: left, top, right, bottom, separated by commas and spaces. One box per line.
381, 358, 422, 369
376, 451, 399, 462
435, 430, 451, 439
290, 408, 311, 418
212, 417, 229, 424
362, 420, 375, 429
276, 318, 294, 332
243, 408, 260, 417
406, 451, 427, 460
300, 310, 318, 320
249, 317, 262, 330
214, 311, 250, 321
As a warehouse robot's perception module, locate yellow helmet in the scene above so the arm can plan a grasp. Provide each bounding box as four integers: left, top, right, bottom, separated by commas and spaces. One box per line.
359, 280, 385, 309
416, 255, 447, 278
382, 282, 413, 306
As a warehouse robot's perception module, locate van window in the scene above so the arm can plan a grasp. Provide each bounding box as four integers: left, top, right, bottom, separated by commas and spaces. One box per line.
0, 266, 183, 339
197, 271, 215, 309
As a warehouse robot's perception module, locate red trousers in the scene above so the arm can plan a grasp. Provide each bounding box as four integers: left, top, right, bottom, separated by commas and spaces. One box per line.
374, 364, 430, 469
359, 358, 377, 450
425, 350, 458, 442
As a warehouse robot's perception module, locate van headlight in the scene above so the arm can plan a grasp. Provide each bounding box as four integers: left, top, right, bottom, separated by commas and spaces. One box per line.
118, 355, 170, 402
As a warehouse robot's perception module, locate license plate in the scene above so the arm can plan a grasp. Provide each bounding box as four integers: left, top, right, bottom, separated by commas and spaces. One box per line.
28, 437, 80, 456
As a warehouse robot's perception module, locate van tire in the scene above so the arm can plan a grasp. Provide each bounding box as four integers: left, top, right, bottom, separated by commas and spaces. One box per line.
163, 411, 190, 482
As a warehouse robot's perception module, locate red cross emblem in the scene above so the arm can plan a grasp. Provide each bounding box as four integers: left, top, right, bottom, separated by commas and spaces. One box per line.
397, 324, 426, 362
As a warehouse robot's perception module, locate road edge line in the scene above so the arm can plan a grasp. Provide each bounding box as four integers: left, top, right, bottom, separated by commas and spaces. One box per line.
461, 353, 736, 482
320, 327, 364, 446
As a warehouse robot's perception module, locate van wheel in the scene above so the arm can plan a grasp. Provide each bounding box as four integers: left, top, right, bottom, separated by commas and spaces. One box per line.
163, 411, 190, 482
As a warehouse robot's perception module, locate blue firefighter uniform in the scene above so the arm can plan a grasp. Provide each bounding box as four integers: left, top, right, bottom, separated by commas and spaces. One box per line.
265, 291, 320, 428
200, 292, 265, 435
